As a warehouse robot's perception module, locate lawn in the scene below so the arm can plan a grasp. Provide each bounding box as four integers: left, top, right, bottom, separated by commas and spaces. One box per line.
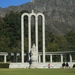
0, 68, 75, 75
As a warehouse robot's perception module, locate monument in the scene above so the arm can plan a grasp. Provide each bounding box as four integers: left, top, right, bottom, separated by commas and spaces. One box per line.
21, 0, 45, 68
9, 0, 75, 68
7, 0, 75, 69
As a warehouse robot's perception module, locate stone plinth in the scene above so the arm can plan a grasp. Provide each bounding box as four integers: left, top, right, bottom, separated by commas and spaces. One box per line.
9, 63, 29, 68
30, 44, 38, 68
30, 55, 38, 68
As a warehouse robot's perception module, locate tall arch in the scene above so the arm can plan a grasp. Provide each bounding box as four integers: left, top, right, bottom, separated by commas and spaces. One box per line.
21, 11, 45, 63
37, 13, 45, 63
21, 13, 30, 63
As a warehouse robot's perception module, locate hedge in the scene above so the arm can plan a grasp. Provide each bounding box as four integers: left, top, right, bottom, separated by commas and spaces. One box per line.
0, 63, 9, 68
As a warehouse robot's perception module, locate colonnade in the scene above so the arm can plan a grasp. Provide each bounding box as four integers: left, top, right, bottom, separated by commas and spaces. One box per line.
0, 52, 74, 63
38, 54, 73, 63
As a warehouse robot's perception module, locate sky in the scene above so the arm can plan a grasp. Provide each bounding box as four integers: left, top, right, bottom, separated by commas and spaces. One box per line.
0, 0, 31, 8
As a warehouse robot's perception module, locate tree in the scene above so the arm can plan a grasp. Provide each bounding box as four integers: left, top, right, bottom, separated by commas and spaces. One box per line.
0, 36, 10, 52
3, 11, 21, 52
65, 30, 75, 51
47, 42, 59, 52
55, 35, 68, 51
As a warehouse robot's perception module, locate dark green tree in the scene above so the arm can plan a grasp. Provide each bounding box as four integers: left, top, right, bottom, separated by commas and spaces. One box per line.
65, 30, 75, 51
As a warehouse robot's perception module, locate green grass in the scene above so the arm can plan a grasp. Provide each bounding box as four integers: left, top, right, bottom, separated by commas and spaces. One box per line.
0, 68, 75, 75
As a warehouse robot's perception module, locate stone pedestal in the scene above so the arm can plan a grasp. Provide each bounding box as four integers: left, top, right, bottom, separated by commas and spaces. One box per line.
30, 55, 38, 68
30, 44, 38, 68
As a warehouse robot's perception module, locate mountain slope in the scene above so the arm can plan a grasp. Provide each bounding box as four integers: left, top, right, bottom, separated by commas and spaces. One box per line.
0, 0, 75, 34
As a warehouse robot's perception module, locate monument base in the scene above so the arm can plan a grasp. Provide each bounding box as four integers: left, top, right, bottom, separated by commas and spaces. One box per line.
9, 62, 74, 68
9, 63, 29, 68
29, 62, 38, 68
29, 44, 38, 68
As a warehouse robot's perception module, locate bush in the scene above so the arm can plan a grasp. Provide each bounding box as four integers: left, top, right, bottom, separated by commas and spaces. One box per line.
0, 63, 9, 68
73, 64, 75, 68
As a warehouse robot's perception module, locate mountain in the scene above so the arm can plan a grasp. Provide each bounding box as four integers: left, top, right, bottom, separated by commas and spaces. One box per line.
0, 0, 75, 34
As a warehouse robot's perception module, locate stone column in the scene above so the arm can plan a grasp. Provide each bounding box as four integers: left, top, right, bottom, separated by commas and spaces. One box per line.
4, 55, 6, 63
50, 54, 52, 63
35, 16, 38, 62
70, 54, 72, 62
39, 55, 41, 63
21, 14, 24, 63
42, 14, 45, 63
61, 54, 63, 63
28, 15, 31, 61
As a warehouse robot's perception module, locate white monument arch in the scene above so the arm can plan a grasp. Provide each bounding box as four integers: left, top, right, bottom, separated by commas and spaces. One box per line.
21, 10, 45, 64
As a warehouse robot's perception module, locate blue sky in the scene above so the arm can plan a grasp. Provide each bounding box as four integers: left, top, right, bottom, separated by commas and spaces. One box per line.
0, 0, 31, 8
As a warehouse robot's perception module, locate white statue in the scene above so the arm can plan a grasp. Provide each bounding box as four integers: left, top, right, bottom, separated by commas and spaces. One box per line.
30, 44, 38, 68
31, 44, 37, 56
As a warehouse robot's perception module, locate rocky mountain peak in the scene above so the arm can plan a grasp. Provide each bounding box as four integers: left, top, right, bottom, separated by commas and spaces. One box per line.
0, 0, 75, 34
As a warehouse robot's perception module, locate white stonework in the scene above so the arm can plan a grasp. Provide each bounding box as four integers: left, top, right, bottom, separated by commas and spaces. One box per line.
9, 62, 75, 68
30, 44, 38, 68
9, 51, 75, 68
9, 63, 29, 68
21, 10, 45, 64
